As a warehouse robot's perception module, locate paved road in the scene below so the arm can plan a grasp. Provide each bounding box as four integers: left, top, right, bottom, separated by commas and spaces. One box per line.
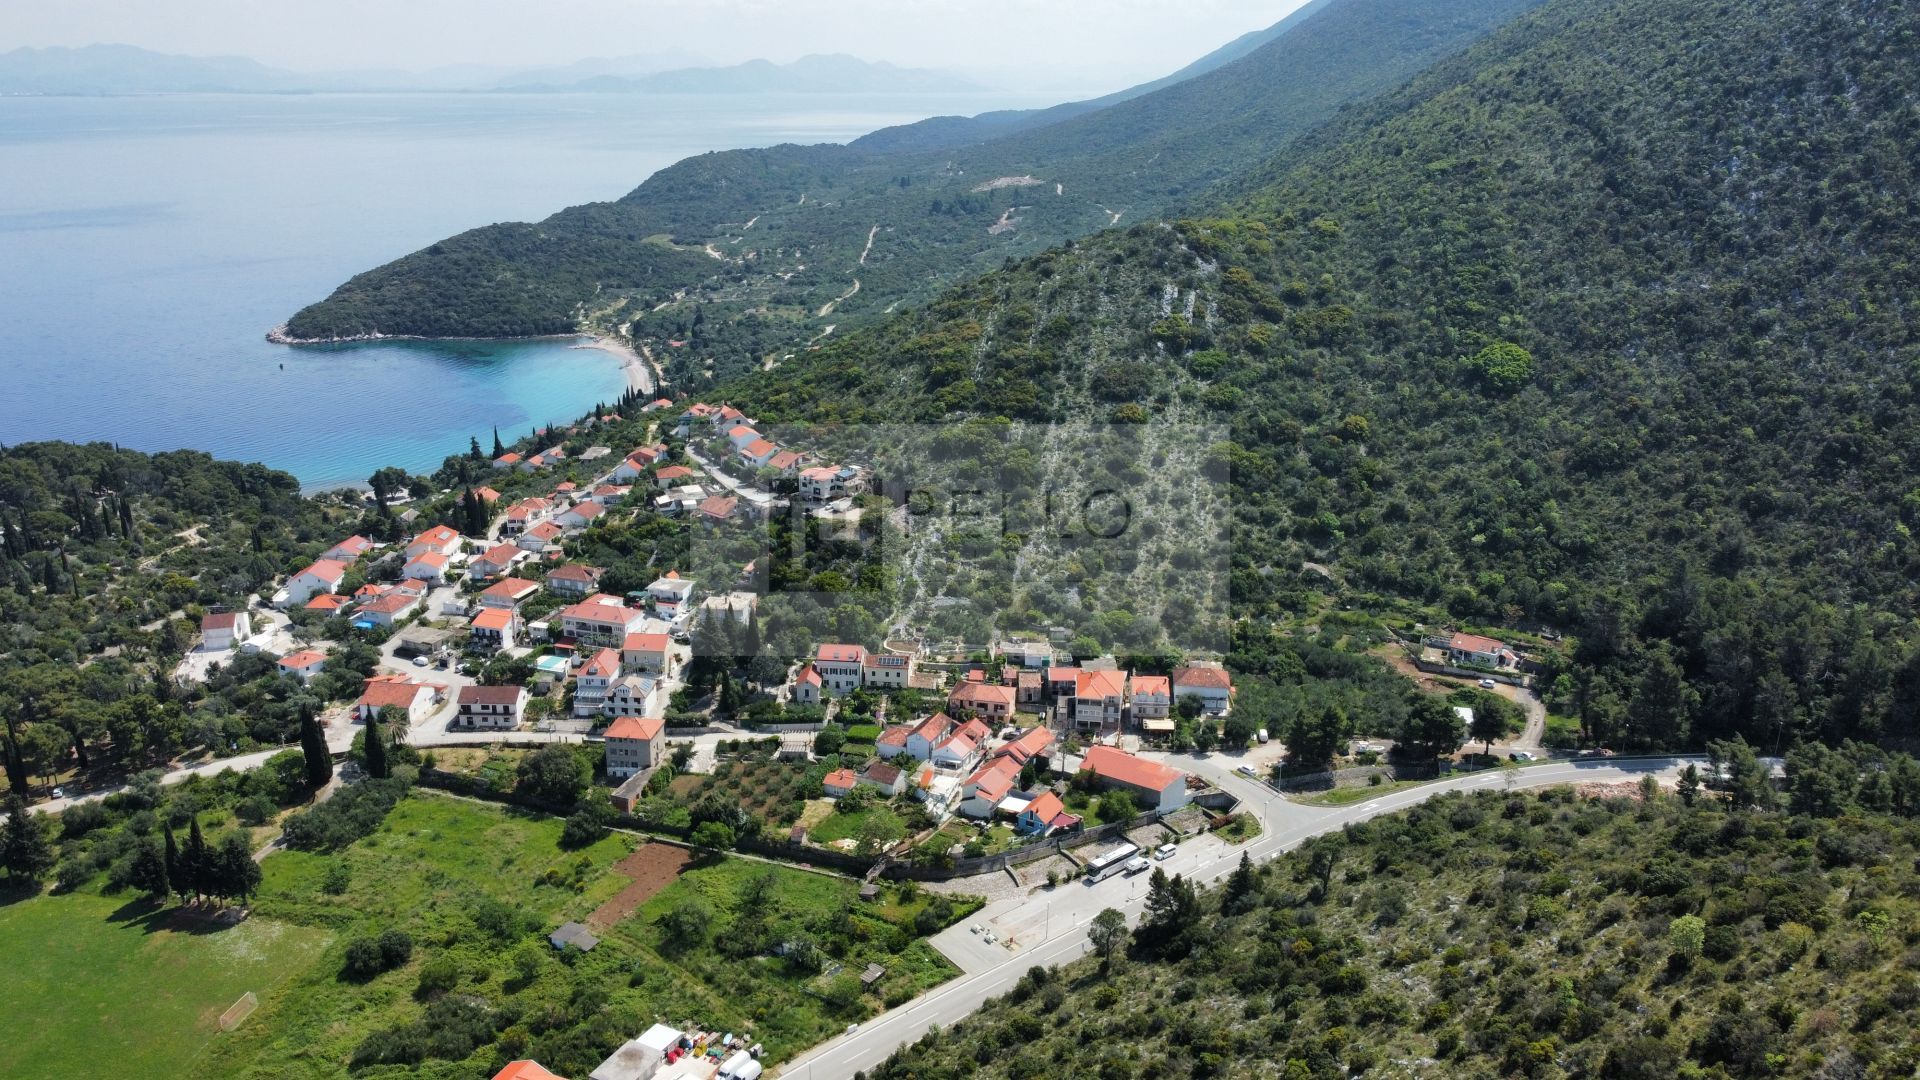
775, 755, 1702, 1079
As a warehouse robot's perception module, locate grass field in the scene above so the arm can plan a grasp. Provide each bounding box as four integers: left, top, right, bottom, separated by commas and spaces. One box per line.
808, 803, 903, 846
1291, 779, 1429, 806
0, 890, 328, 1078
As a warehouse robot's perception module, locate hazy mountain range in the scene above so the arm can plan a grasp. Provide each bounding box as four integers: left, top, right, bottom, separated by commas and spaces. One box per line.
0, 44, 979, 95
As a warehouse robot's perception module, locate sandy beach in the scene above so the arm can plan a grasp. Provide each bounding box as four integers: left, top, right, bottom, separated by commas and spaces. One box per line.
572, 335, 655, 395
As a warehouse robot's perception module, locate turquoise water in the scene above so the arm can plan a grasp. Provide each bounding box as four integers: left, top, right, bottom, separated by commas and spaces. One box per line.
0, 91, 1062, 490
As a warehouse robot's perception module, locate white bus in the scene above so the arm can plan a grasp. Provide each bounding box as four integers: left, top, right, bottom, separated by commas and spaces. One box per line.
1083, 843, 1141, 883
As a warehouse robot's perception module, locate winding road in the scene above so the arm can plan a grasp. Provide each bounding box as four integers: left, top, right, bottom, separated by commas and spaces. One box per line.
775, 754, 1704, 1078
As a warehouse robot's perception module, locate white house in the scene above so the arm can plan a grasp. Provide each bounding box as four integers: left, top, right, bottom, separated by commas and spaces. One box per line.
322, 535, 375, 562
862, 651, 916, 690
468, 542, 524, 579
406, 524, 464, 560
469, 606, 521, 652
479, 577, 541, 609
1072, 669, 1128, 731
455, 684, 528, 730
960, 759, 1019, 819
601, 674, 666, 720
903, 713, 954, 762
557, 501, 606, 529
812, 643, 868, 696
573, 648, 621, 717
276, 649, 328, 683
1082, 745, 1190, 812
1171, 663, 1234, 716
556, 597, 648, 647
798, 464, 868, 502
402, 550, 451, 585
285, 558, 349, 605
355, 677, 441, 727
948, 680, 1017, 722
645, 571, 696, 614
354, 587, 423, 628
545, 564, 603, 597
517, 521, 565, 551
724, 424, 761, 450
737, 437, 780, 470
621, 631, 672, 674
930, 719, 989, 771
200, 611, 251, 652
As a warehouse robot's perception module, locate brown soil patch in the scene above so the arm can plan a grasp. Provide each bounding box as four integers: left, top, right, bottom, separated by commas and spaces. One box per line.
587, 843, 692, 930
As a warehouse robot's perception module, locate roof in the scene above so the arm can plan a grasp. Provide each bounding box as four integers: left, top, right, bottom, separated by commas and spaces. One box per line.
412, 524, 460, 547
1132, 675, 1171, 697
305, 593, 349, 611
605, 715, 665, 741
623, 632, 671, 653
358, 680, 429, 709
1023, 791, 1064, 823
327, 535, 373, 556
1076, 669, 1128, 700
909, 712, 953, 742
476, 542, 521, 564
278, 650, 326, 668
969, 760, 1017, 800
768, 450, 803, 470
492, 1061, 567, 1080
458, 684, 527, 706
298, 558, 350, 581
862, 761, 903, 785
795, 663, 822, 686
823, 767, 859, 790
359, 591, 419, 615
1046, 666, 1080, 683
524, 522, 564, 540
202, 612, 239, 630
481, 577, 540, 600
817, 643, 868, 664
548, 564, 602, 582
406, 551, 449, 569
949, 682, 1017, 709
471, 607, 516, 631
741, 437, 777, 457
567, 501, 605, 520
548, 921, 597, 952
559, 602, 642, 625
580, 648, 620, 678
474, 487, 501, 501
876, 724, 911, 748
697, 495, 738, 519
800, 465, 838, 482
1448, 632, 1507, 654
1083, 745, 1184, 793
655, 465, 695, 480
994, 725, 1055, 765
1172, 664, 1234, 691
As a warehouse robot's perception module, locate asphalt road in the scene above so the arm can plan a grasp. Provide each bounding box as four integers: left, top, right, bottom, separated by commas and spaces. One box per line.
775, 754, 1703, 1079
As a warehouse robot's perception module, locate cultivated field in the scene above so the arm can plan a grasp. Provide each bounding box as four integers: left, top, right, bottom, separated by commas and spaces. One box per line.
588, 842, 693, 930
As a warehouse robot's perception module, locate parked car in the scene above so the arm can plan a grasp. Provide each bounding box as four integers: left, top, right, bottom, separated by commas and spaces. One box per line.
411, 656, 428, 667
1236, 764, 1258, 778
49, 787, 64, 799
1509, 751, 1535, 762
1478, 678, 1498, 689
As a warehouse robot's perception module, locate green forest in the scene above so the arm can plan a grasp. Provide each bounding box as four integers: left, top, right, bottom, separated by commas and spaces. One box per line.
712, 0, 1920, 757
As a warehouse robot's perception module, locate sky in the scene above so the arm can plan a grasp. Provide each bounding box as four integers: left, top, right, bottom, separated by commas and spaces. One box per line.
6, 0, 1311, 91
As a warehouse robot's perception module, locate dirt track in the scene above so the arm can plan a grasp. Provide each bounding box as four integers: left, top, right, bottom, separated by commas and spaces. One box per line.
588, 843, 692, 930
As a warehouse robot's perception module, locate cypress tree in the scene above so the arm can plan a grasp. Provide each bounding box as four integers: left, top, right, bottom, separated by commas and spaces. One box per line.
184, 817, 210, 901
2, 722, 27, 796
469, 436, 483, 461
491, 427, 504, 457
163, 822, 189, 899
363, 712, 389, 780
299, 706, 332, 791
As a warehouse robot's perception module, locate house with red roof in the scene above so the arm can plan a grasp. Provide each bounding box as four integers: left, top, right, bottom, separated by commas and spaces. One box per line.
766, 449, 805, 474
1081, 745, 1190, 812
501, 496, 550, 536
469, 606, 521, 652
798, 464, 869, 502
285, 558, 349, 605
492, 451, 523, 469
479, 577, 541, 609
874, 724, 913, 759
643, 397, 673, 412
931, 719, 987, 771
322, 535, 375, 562
902, 712, 953, 761
556, 597, 647, 647
572, 648, 622, 717
355, 676, 442, 726
1171, 662, 1235, 716
603, 715, 665, 778
544, 563, 603, 597
406, 524, 463, 559
522, 447, 565, 471
812, 643, 868, 696
588, 483, 631, 506
1438, 632, 1519, 671
1130, 675, 1172, 722
455, 683, 527, 730
858, 761, 907, 797
1072, 669, 1129, 731
200, 611, 252, 652
468, 542, 524, 579
305, 592, 350, 614
992, 725, 1055, 768
277, 649, 327, 683
724, 425, 761, 450
862, 651, 916, 690
355, 587, 423, 628
517, 521, 565, 551
1016, 791, 1079, 835
822, 767, 860, 798
696, 494, 738, 522
652, 465, 696, 488
556, 500, 605, 529
473, 486, 501, 504
791, 663, 824, 705
401, 549, 451, 585
737, 437, 780, 469
491, 1061, 564, 1080
948, 680, 1017, 722
621, 631, 672, 674
960, 758, 1020, 818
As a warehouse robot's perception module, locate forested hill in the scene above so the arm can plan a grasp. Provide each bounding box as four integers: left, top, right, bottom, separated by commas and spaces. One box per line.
869, 777, 1920, 1079
722, 0, 1920, 755
279, 0, 1540, 384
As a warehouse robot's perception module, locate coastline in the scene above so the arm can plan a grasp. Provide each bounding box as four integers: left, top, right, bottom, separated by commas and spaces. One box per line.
570, 335, 655, 395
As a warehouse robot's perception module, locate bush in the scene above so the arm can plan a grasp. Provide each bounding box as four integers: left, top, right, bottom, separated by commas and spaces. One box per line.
234, 795, 276, 826
378, 928, 414, 968
282, 777, 408, 852
343, 937, 388, 979
560, 802, 612, 849
416, 956, 460, 998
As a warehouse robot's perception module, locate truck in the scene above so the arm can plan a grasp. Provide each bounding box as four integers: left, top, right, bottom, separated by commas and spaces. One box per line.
1122, 856, 1152, 876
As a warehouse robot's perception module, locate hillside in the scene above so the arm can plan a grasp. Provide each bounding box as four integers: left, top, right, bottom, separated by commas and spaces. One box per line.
866, 774, 1920, 1079
712, 0, 1920, 758
279, 0, 1541, 382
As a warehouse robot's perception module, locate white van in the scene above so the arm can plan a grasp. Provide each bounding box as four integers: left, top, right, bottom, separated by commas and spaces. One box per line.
1154, 843, 1177, 861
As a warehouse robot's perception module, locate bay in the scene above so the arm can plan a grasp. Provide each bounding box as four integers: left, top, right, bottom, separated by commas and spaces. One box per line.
0, 90, 1064, 490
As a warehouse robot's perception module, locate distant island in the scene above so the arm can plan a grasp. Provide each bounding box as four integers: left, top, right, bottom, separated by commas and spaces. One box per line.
0, 44, 982, 96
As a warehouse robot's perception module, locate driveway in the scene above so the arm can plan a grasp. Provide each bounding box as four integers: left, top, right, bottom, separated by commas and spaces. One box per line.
774, 754, 1704, 1079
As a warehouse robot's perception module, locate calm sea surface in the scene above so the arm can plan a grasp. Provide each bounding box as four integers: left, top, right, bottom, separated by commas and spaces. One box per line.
0, 91, 1062, 490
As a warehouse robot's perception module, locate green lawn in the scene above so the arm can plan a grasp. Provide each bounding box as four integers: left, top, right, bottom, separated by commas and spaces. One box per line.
0, 890, 328, 1078
809, 803, 902, 846
1291, 779, 1430, 806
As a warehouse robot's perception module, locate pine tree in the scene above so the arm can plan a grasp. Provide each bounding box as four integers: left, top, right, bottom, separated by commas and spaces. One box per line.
1222, 851, 1257, 914
164, 822, 190, 899
2, 795, 55, 884
363, 712, 389, 780
1, 721, 27, 795
129, 838, 170, 899
469, 436, 483, 460
216, 833, 261, 904
299, 706, 332, 791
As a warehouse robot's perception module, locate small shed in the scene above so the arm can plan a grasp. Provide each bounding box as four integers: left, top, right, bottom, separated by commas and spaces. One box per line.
549, 921, 600, 952
858, 883, 881, 903
788, 825, 808, 845
860, 963, 886, 987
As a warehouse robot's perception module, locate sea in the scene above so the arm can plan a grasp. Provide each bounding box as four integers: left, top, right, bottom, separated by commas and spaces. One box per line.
0, 90, 1063, 491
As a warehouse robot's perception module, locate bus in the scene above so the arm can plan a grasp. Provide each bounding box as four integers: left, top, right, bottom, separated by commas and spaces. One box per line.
1083, 844, 1141, 883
